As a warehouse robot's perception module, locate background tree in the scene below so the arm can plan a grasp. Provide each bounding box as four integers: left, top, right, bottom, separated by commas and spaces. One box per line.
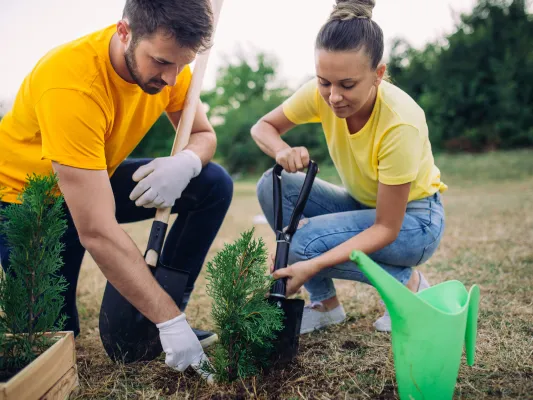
116, 0, 533, 172
202, 52, 331, 175
388, 0, 533, 151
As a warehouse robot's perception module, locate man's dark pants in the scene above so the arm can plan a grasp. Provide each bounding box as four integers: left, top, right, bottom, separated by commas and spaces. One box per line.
0, 159, 234, 337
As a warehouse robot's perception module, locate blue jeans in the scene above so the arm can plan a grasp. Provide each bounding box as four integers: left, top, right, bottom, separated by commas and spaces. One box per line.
256, 169, 445, 303
0, 159, 233, 336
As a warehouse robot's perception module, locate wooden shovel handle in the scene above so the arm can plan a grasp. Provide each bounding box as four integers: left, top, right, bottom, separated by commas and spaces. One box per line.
145, 0, 225, 267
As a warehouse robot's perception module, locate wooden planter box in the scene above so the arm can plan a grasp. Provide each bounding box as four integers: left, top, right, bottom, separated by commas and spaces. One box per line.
0, 331, 79, 400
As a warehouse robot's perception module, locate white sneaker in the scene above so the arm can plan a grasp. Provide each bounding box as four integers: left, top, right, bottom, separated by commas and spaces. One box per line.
300, 302, 347, 334
373, 271, 431, 332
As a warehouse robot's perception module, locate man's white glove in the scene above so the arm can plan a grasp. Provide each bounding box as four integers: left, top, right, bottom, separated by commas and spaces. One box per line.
156, 313, 214, 383
129, 150, 202, 208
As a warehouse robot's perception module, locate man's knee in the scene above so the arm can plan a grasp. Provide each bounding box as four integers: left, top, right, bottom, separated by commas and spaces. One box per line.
198, 162, 234, 205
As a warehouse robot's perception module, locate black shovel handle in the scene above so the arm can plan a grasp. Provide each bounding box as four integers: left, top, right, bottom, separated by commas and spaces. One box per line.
271, 160, 318, 297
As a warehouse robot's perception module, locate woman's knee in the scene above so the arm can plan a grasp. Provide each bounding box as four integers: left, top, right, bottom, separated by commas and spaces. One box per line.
287, 220, 328, 263
256, 168, 274, 210
257, 168, 306, 209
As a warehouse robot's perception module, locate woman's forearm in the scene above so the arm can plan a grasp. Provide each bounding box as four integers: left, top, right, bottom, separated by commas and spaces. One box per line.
309, 224, 398, 272
251, 120, 290, 158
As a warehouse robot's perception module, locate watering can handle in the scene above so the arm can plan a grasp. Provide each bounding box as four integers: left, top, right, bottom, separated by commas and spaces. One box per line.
271, 161, 318, 298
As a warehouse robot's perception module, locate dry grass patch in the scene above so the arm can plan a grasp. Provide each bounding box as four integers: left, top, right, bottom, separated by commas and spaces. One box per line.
66, 153, 533, 399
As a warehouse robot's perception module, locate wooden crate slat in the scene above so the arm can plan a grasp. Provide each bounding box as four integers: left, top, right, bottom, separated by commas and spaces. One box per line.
40, 365, 79, 400
0, 332, 77, 400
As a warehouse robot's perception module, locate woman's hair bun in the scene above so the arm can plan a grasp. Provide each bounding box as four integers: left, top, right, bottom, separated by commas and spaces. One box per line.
330, 0, 375, 21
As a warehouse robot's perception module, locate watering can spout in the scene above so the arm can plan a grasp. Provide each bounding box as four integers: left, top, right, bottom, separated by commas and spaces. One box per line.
349, 250, 419, 321
465, 285, 480, 366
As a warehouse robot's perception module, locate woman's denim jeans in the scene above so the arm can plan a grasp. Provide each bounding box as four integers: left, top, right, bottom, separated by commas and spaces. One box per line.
257, 168, 445, 303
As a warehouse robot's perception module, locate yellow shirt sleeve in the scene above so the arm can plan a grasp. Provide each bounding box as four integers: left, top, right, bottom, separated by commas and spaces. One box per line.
35, 89, 108, 170
282, 78, 321, 124
378, 124, 423, 185
166, 65, 193, 113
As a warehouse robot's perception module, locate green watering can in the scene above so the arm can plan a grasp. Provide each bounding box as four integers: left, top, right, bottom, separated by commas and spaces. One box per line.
349, 250, 480, 400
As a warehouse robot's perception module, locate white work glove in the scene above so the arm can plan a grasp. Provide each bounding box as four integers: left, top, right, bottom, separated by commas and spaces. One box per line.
129, 150, 202, 208
156, 313, 214, 384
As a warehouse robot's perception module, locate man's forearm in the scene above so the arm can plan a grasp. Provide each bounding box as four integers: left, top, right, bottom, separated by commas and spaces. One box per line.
185, 131, 217, 166
82, 223, 180, 324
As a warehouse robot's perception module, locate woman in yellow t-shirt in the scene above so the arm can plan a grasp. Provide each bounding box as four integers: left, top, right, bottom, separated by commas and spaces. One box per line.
251, 0, 446, 333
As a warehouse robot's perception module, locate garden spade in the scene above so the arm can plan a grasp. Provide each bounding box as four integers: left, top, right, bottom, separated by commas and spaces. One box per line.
268, 160, 318, 365
98, 0, 225, 364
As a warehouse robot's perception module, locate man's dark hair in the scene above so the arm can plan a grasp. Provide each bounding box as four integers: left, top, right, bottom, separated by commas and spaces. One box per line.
123, 0, 213, 52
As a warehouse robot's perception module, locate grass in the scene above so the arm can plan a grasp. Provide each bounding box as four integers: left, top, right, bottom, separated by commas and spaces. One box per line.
66, 150, 533, 399
433, 149, 533, 186
236, 149, 533, 188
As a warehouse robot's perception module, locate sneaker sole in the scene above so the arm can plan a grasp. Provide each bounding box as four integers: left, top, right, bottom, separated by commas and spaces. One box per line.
373, 322, 391, 333
199, 333, 219, 349
300, 316, 346, 335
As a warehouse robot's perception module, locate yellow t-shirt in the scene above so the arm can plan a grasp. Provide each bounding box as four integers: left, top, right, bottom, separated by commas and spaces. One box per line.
0, 24, 192, 203
282, 78, 447, 207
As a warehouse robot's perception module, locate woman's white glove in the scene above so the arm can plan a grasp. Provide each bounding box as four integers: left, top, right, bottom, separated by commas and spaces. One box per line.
129, 150, 202, 208
156, 313, 214, 383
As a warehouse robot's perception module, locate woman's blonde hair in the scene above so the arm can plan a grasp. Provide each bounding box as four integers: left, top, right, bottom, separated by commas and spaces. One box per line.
316, 0, 385, 72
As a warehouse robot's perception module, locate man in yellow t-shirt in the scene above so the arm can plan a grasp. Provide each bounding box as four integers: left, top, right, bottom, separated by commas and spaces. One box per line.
0, 0, 232, 378
252, 0, 446, 335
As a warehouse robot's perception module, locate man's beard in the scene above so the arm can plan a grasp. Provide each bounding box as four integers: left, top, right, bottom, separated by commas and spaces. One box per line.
124, 45, 164, 95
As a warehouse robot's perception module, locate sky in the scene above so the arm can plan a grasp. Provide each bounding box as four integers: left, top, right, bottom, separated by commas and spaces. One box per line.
0, 0, 479, 109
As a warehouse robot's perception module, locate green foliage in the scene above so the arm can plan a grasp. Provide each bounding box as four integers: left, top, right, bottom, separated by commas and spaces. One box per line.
435, 149, 533, 185
389, 0, 533, 151
202, 53, 274, 174
205, 228, 283, 382
129, 114, 176, 159
202, 52, 332, 175
0, 173, 68, 371
130, 0, 532, 173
